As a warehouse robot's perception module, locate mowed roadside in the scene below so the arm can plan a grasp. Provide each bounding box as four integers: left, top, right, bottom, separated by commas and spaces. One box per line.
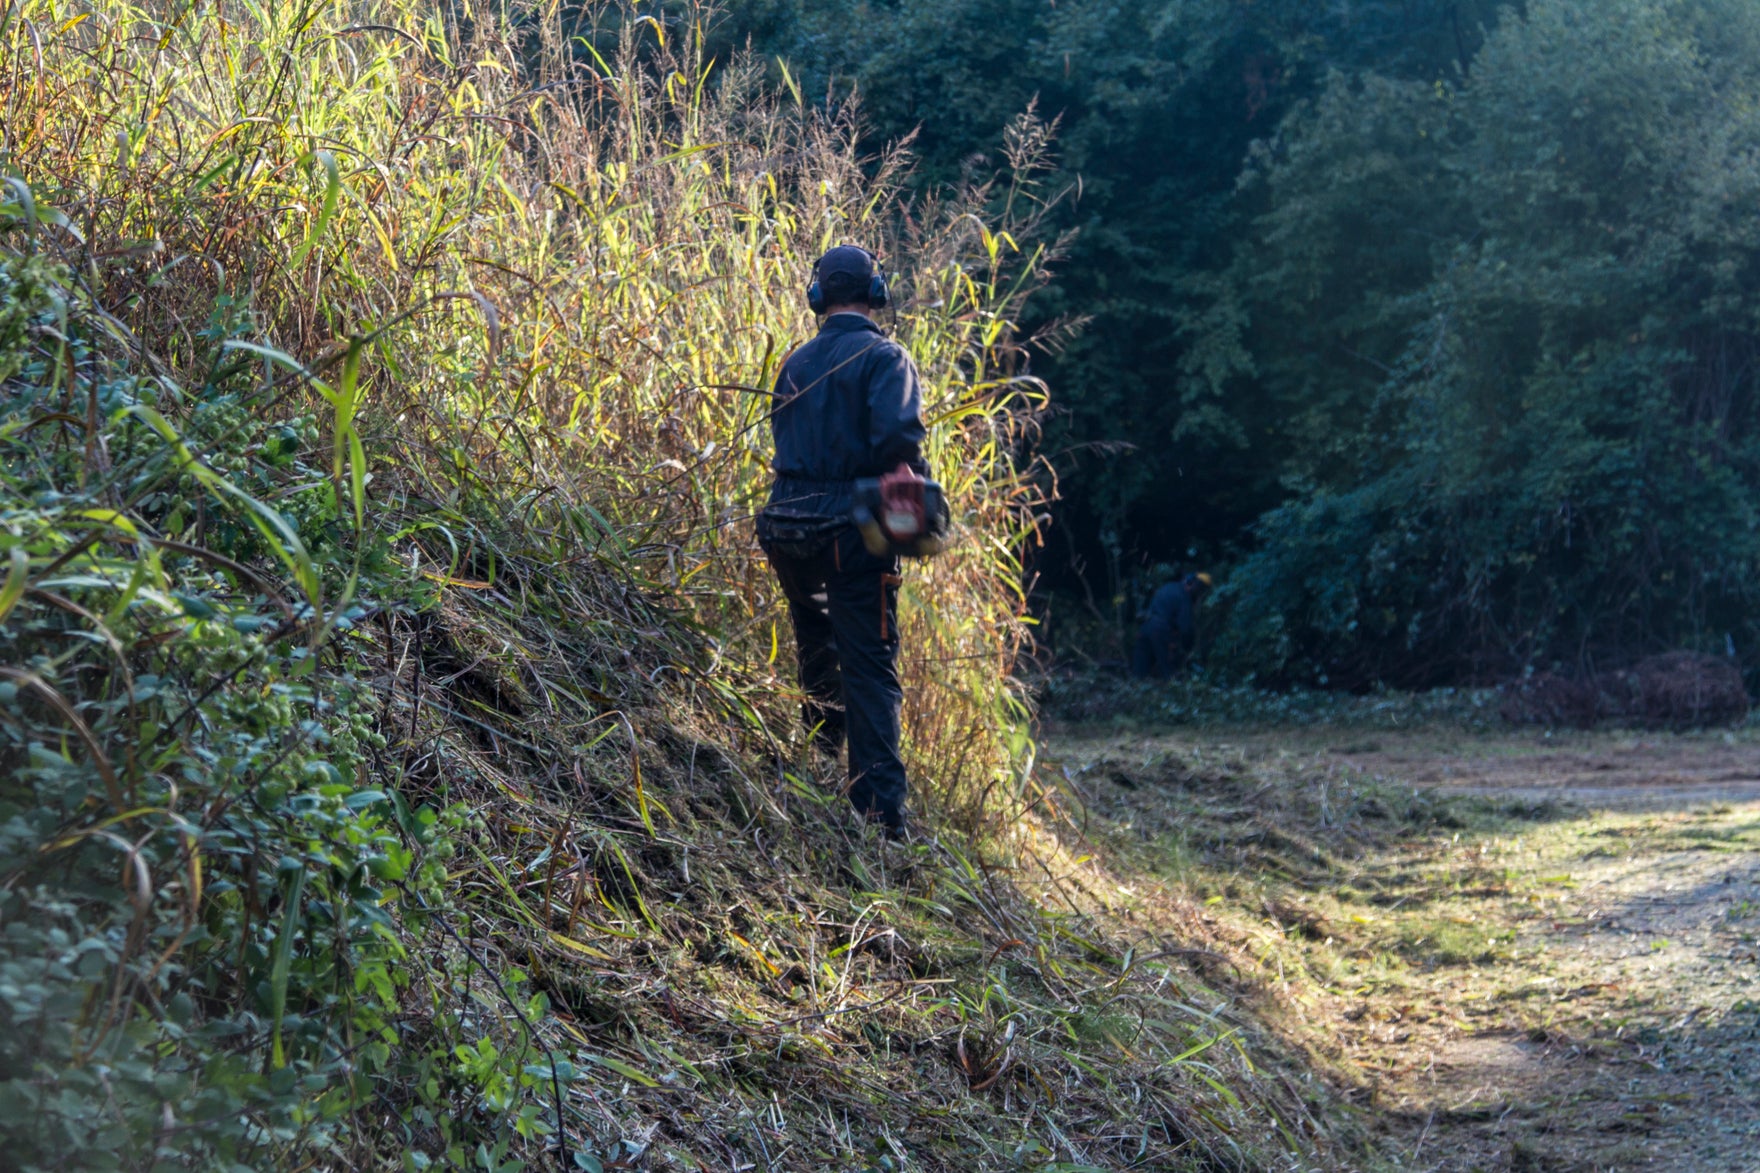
1042, 725, 1760, 1172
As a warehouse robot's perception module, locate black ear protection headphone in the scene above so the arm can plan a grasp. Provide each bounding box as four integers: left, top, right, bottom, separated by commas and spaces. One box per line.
807, 246, 890, 314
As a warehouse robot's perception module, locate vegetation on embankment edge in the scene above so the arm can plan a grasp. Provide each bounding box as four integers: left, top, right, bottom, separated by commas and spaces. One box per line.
0, 2, 1363, 1169
1037, 660, 1753, 737
1038, 672, 1506, 734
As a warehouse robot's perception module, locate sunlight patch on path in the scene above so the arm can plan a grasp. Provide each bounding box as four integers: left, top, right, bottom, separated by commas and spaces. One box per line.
1044, 727, 1760, 1172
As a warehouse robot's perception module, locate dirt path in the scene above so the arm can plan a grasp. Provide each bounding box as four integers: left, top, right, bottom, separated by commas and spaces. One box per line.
1315, 729, 1760, 810
1362, 801, 1760, 1171
1046, 727, 1760, 1172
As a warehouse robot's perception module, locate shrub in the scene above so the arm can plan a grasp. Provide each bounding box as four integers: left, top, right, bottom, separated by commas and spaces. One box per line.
1196, 0, 1760, 686
0, 250, 464, 1169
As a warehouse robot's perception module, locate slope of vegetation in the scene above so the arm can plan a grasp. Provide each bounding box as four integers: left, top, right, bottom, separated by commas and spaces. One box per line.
0, 1, 1358, 1168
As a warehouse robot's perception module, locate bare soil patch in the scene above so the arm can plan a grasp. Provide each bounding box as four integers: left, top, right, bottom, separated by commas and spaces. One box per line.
1045, 726, 1760, 1171
1363, 807, 1760, 1171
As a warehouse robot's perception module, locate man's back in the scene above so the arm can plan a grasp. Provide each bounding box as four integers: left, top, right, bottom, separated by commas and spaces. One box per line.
1132, 580, 1198, 679
769, 313, 925, 520
1146, 581, 1195, 641
758, 244, 924, 836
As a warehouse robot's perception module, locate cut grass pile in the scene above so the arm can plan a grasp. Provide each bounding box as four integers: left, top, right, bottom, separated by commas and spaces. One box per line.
0, 1, 1362, 1169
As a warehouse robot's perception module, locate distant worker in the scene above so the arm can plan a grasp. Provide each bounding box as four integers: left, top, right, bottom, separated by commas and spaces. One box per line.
756, 245, 936, 838
1132, 570, 1211, 679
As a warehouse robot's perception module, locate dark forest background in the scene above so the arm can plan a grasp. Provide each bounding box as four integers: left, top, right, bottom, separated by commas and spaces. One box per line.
675, 0, 1760, 689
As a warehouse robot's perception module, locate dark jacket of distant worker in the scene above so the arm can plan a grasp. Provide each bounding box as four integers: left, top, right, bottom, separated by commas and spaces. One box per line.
756, 244, 926, 836
1132, 572, 1211, 679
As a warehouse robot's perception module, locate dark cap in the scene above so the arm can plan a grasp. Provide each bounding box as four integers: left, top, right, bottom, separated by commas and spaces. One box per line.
814, 244, 877, 280
814, 244, 879, 307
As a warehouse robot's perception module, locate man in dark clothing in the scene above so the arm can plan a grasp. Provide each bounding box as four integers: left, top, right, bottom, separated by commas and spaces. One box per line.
757, 245, 926, 835
1132, 572, 1211, 679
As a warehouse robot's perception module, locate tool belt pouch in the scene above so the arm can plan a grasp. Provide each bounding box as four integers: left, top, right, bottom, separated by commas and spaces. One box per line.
850, 477, 952, 559
755, 508, 843, 561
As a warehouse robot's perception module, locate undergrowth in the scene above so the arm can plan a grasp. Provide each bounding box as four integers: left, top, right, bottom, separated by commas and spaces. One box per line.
1039, 672, 1502, 733
1, 0, 1362, 1169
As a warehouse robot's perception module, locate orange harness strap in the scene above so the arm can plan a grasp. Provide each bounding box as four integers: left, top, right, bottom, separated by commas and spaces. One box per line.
880, 573, 903, 640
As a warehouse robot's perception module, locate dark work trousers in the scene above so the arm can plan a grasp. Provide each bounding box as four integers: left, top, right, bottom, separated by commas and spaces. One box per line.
763, 526, 907, 829
1131, 620, 1186, 679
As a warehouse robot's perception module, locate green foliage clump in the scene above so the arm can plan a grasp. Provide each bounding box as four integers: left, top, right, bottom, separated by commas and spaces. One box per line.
0, 254, 426, 1168
0, 252, 577, 1170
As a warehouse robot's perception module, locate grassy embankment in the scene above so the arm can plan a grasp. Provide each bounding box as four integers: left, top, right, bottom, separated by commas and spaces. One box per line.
0, 2, 1360, 1169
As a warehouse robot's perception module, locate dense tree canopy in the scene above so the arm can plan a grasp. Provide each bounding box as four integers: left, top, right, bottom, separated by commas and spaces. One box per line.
1198, 0, 1760, 684
697, 0, 1760, 685
697, 0, 1504, 553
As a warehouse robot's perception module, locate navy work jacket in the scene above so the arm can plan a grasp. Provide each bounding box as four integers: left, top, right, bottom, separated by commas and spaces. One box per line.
765, 313, 927, 521
1143, 582, 1197, 647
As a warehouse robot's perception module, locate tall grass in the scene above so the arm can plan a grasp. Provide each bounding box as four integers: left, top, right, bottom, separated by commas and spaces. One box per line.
5, 0, 1050, 816
0, 0, 1351, 1168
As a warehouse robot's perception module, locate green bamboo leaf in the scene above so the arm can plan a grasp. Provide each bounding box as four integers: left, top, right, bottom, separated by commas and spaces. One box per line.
572, 35, 614, 77
1167, 1027, 1239, 1067
219, 339, 327, 397
269, 863, 307, 1069
1, 177, 39, 250
581, 1052, 658, 1088
123, 404, 320, 605
334, 337, 366, 528
774, 56, 802, 106
347, 426, 368, 530
0, 546, 28, 625
290, 150, 341, 265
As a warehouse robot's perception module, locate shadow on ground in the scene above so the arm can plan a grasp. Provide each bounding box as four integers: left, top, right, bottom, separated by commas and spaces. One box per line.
1042, 726, 1760, 1172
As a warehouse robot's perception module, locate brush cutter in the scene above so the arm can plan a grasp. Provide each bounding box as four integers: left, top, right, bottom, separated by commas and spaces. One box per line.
852, 463, 951, 558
